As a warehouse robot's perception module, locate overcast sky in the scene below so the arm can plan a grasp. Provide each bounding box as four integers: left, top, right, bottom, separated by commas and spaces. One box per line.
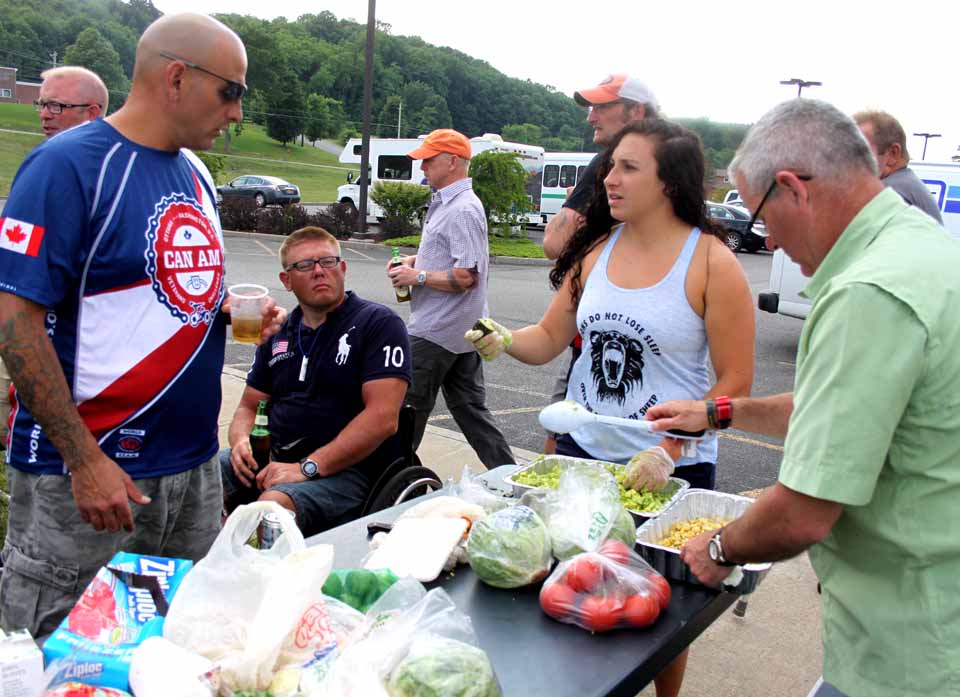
154, 0, 959, 161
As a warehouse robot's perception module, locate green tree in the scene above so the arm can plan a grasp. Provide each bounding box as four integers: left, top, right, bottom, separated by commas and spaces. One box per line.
265, 71, 305, 146
63, 27, 127, 108
304, 93, 346, 142
502, 123, 544, 145
468, 151, 530, 235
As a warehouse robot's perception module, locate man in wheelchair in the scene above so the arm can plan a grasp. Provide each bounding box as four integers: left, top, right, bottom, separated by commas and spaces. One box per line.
220, 226, 412, 535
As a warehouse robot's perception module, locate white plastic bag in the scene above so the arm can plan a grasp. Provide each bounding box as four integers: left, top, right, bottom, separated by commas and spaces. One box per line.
163, 501, 334, 693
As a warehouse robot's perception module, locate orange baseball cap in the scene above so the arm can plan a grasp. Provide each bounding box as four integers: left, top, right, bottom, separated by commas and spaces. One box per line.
407, 129, 472, 160
574, 74, 658, 108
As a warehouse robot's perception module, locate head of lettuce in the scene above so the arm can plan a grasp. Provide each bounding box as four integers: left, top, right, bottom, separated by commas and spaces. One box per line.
466, 505, 553, 588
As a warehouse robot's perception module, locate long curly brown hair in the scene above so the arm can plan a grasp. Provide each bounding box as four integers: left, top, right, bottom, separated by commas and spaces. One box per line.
549, 119, 720, 304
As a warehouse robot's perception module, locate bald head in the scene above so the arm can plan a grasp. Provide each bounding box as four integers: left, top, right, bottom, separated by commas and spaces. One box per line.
133, 13, 245, 83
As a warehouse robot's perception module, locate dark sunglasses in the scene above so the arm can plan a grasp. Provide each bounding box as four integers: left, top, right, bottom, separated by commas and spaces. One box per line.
285, 256, 341, 272
747, 175, 814, 233
158, 51, 247, 102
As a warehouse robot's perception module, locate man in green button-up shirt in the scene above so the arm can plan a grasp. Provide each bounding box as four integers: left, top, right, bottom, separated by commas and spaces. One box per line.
646, 99, 960, 697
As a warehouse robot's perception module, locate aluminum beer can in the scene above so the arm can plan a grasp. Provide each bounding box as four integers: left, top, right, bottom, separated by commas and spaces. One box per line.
258, 509, 296, 550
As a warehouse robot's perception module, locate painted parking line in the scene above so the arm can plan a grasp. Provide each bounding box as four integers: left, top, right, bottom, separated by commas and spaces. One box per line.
428, 405, 545, 422
344, 246, 374, 261
254, 239, 276, 256
486, 382, 553, 399
719, 432, 784, 452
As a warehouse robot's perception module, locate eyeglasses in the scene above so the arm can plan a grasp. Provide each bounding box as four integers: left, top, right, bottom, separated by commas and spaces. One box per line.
34, 99, 96, 115
158, 51, 247, 102
285, 256, 341, 272
746, 175, 814, 233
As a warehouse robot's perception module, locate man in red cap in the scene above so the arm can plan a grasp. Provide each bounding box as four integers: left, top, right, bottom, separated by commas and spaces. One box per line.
541, 75, 659, 454
543, 74, 658, 257
386, 129, 514, 468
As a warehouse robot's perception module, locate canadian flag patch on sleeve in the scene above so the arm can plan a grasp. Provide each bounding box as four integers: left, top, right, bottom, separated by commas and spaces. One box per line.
0, 217, 45, 257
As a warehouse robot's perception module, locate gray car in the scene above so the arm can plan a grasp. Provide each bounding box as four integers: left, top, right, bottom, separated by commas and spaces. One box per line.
217, 175, 301, 207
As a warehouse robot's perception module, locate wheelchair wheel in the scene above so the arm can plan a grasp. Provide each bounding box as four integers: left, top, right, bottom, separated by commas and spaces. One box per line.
366, 466, 442, 514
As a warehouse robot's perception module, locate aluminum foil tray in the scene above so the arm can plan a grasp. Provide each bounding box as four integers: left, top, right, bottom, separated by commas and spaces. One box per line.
635, 489, 771, 594
502, 454, 689, 519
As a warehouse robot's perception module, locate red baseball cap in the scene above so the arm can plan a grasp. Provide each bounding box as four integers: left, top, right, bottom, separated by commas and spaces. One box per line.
574, 74, 658, 108
407, 129, 472, 160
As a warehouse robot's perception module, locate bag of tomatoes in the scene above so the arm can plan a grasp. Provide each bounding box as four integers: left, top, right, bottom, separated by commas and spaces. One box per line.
538, 539, 672, 633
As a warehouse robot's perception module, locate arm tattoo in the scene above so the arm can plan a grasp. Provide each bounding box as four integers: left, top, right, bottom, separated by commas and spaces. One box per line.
0, 302, 98, 469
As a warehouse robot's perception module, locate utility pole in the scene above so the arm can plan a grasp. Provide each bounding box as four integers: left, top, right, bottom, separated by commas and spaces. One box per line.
912, 132, 941, 160
358, 0, 376, 234
397, 100, 402, 138
779, 78, 822, 97
49, 51, 58, 69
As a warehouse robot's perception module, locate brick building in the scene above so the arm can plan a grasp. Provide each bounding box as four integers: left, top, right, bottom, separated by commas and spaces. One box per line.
0, 66, 42, 105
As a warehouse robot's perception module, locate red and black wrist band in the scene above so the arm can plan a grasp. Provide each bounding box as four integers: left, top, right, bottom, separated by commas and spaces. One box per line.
705, 396, 733, 430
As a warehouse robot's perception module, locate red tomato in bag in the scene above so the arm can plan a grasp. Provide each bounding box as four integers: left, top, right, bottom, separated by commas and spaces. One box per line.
599, 539, 632, 564
565, 555, 603, 593
646, 572, 672, 610
580, 595, 623, 632
540, 582, 578, 620
623, 593, 660, 627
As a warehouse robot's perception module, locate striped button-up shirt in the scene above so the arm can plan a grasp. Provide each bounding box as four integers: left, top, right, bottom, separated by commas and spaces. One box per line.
408, 177, 489, 353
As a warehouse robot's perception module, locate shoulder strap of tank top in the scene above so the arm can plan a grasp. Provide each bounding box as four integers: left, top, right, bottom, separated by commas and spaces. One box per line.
672, 227, 702, 274
593, 224, 623, 276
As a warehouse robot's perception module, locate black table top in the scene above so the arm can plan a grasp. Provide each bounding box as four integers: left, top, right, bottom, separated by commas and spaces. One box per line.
306, 478, 736, 697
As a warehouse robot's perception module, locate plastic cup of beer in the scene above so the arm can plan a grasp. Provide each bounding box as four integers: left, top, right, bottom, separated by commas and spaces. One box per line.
228, 284, 268, 344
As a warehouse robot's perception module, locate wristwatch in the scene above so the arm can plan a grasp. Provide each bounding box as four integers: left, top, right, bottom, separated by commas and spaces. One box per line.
299, 458, 319, 479
416, 270, 427, 286
708, 529, 736, 567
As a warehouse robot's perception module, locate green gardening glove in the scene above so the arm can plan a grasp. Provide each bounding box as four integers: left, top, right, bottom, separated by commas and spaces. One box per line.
464, 318, 512, 361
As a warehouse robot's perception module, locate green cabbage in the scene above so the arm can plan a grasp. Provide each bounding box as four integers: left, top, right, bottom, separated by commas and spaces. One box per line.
387, 636, 500, 697
466, 505, 552, 588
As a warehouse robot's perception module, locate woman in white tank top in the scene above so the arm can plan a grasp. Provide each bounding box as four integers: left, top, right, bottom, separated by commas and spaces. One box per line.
468, 118, 756, 697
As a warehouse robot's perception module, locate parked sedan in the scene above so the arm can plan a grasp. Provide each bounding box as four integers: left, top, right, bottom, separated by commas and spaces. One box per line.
706, 202, 767, 253
217, 175, 301, 207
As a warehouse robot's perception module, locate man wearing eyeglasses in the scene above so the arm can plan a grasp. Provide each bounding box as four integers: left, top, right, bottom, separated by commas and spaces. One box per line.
645, 99, 960, 697
35, 66, 108, 138
0, 13, 287, 640
221, 226, 411, 535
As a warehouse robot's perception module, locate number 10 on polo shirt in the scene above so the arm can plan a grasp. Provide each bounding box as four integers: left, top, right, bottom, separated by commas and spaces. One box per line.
229, 284, 267, 344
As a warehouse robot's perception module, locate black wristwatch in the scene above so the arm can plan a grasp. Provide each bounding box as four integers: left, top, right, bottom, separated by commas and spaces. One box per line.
708, 529, 736, 567
299, 458, 319, 479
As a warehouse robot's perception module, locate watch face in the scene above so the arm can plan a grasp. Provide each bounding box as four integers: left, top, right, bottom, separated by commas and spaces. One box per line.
417, 271, 427, 285
301, 459, 318, 477
708, 537, 720, 562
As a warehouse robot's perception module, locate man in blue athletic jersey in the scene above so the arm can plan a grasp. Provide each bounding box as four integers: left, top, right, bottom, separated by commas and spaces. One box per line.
221, 226, 411, 536
0, 12, 283, 639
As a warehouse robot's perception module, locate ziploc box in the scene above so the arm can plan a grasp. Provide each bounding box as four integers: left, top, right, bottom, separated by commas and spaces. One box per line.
42, 552, 193, 691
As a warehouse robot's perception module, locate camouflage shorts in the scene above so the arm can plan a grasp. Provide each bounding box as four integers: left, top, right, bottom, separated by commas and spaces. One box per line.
0, 454, 222, 640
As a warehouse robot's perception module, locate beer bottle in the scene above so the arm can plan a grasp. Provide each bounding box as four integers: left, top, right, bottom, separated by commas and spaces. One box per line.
249, 400, 271, 470
390, 247, 411, 303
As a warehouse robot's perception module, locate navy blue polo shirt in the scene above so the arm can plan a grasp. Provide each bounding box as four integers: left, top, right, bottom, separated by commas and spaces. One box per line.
247, 291, 412, 478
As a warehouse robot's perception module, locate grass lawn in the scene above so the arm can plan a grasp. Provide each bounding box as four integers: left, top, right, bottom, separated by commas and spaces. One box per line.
0, 131, 45, 196
0, 103, 358, 201
0, 102, 42, 134
388, 234, 546, 259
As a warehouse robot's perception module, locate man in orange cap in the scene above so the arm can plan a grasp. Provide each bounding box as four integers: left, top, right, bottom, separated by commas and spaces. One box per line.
541, 75, 659, 453
386, 129, 514, 468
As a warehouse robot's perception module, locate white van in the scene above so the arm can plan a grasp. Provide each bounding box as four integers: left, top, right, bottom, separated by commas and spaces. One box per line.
759, 161, 960, 319
537, 152, 596, 225
337, 134, 544, 222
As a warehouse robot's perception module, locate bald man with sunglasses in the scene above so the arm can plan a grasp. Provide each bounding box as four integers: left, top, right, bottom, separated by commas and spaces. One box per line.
0, 13, 284, 640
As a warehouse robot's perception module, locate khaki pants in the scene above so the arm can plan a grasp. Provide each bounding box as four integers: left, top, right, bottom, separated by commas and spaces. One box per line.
0, 455, 222, 640
0, 358, 10, 445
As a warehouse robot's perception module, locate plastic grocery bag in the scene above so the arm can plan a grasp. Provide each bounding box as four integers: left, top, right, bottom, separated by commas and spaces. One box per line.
465, 505, 553, 588
163, 501, 334, 693
538, 540, 671, 633
450, 467, 513, 513
309, 585, 501, 697
520, 463, 632, 559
